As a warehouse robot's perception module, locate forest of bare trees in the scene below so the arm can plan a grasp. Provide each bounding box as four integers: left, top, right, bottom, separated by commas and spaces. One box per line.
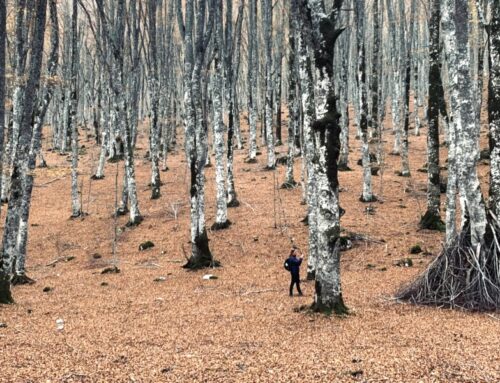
0, 0, 499, 357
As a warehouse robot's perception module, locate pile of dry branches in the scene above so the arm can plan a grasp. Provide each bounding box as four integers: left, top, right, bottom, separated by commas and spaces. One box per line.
397, 218, 500, 311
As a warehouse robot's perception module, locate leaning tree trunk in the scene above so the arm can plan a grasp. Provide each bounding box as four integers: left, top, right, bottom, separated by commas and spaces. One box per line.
300, 0, 347, 314
12, 0, 59, 285
1, 0, 47, 305
420, 0, 445, 231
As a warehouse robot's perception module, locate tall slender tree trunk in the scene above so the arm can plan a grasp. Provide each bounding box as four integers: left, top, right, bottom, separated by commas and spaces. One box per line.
262, 0, 275, 169
420, 0, 445, 231
488, 2, 500, 217
1, 0, 48, 305
247, 0, 258, 162
69, 0, 81, 218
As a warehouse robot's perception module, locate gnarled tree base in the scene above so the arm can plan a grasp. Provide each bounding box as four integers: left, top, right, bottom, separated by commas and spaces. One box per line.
91, 174, 105, 180
11, 274, 36, 286
419, 211, 445, 231
397, 220, 500, 311
183, 230, 220, 270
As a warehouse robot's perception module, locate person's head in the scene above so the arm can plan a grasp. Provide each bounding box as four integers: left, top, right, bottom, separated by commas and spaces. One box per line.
290, 248, 296, 257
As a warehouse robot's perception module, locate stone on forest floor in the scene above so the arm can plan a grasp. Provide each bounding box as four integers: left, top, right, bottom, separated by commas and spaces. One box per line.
139, 241, 155, 251
154, 276, 167, 282
395, 258, 413, 267
101, 266, 120, 274
202, 274, 218, 280
42, 286, 53, 293
410, 244, 422, 254
0, 323, 7, 328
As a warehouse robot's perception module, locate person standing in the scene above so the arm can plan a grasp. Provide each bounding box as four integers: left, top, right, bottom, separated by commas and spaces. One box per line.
285, 248, 303, 296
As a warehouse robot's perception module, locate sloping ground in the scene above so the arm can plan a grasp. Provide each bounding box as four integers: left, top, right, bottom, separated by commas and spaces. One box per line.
0, 118, 499, 383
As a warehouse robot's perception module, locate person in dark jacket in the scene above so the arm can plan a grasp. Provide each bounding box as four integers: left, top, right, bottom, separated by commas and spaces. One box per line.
286, 248, 303, 296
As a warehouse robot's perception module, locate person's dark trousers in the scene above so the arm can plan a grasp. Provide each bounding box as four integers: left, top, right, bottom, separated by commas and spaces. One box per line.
289, 273, 303, 296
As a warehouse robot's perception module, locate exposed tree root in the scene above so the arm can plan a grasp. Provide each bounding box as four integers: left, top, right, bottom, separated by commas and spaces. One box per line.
126, 215, 144, 227
90, 174, 105, 180
280, 180, 297, 189
397, 219, 500, 311
11, 274, 36, 286
310, 295, 349, 316
183, 230, 220, 270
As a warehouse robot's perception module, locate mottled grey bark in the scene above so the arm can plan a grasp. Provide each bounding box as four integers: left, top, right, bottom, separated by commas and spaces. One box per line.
488, 1, 500, 217
356, 0, 374, 202
69, 0, 81, 218
262, 0, 275, 169
442, 0, 486, 246
13, 0, 59, 283
212, 0, 229, 229
180, 0, 216, 268
400, 0, 411, 177
300, 0, 347, 313
1, 0, 47, 304
420, 0, 445, 231
0, 0, 5, 217
148, 0, 161, 200
247, 0, 258, 161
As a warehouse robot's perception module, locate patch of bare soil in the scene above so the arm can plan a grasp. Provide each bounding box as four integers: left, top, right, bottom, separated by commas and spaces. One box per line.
0, 115, 499, 382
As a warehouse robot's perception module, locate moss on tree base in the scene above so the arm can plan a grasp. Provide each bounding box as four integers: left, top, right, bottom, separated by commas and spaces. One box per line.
419, 211, 445, 231
211, 220, 232, 231
227, 198, 240, 208
126, 215, 144, 227
0, 277, 14, 304
311, 296, 349, 316
359, 194, 378, 203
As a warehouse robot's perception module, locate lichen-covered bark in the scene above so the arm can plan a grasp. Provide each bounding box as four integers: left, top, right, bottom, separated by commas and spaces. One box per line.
212, 0, 229, 228
300, 0, 347, 313
14, 0, 59, 279
488, 1, 500, 217
247, 0, 258, 161
356, 0, 374, 202
442, 0, 486, 246
1, 0, 47, 304
421, 0, 444, 229
69, 0, 81, 218
148, 0, 161, 200
262, 0, 275, 169
0, 0, 6, 217
297, 28, 318, 279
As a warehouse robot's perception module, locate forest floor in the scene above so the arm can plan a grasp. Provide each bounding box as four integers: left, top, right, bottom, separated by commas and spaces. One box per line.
0, 115, 499, 383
